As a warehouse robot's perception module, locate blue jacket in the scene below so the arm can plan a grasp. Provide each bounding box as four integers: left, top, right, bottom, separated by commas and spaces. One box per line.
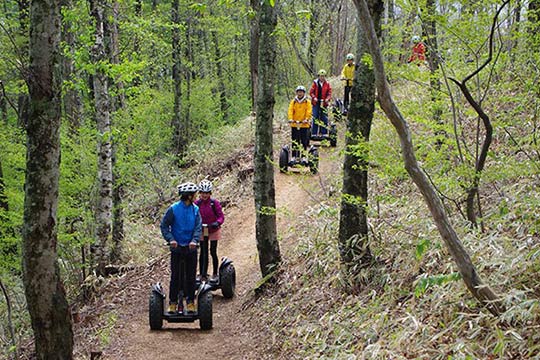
160, 201, 202, 249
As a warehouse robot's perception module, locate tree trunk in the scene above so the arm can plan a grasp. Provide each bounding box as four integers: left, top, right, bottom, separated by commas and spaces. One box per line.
171, 0, 185, 155
353, 0, 503, 316
212, 30, 229, 123
338, 0, 383, 278
254, 0, 280, 277
449, 1, 508, 228
23, 0, 74, 356
422, 0, 443, 139
90, 0, 113, 276
106, 0, 125, 263
0, 159, 7, 212
61, 0, 83, 133
249, 0, 260, 112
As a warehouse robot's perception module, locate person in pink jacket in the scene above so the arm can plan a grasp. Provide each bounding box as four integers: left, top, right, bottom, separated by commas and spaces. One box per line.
195, 179, 225, 282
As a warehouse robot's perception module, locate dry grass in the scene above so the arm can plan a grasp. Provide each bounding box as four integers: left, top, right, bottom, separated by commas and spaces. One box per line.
242, 76, 540, 359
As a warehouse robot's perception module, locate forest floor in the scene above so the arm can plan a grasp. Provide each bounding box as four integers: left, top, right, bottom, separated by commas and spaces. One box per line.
74, 127, 340, 359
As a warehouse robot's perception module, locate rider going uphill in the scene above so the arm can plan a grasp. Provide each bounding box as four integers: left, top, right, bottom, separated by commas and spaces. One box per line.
195, 179, 225, 283
309, 69, 332, 136
160, 182, 202, 314
288, 85, 312, 162
340, 53, 356, 112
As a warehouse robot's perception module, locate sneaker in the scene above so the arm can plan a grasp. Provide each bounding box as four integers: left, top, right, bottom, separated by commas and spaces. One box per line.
168, 303, 177, 313
186, 302, 196, 313
210, 274, 219, 283
301, 157, 308, 165
177, 302, 184, 314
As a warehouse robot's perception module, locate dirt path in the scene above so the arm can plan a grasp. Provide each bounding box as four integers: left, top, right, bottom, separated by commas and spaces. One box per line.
97, 144, 338, 360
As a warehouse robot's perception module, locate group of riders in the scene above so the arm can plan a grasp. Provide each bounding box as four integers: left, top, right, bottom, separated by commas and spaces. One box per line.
287, 52, 355, 162
159, 39, 426, 315
160, 179, 225, 314
288, 37, 425, 162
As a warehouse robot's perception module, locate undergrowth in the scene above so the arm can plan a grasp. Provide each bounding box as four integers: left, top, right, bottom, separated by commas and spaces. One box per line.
245, 73, 540, 359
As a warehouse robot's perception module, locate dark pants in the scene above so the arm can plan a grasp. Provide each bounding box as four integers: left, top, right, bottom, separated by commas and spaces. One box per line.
199, 240, 219, 276
169, 247, 197, 303
344, 85, 352, 110
291, 127, 310, 157
312, 105, 328, 135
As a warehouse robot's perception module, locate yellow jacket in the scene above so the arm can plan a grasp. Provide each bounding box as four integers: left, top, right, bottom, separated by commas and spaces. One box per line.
288, 96, 312, 128
341, 63, 356, 87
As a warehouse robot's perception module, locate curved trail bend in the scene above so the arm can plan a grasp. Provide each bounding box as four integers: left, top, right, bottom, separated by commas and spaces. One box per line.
99, 146, 338, 360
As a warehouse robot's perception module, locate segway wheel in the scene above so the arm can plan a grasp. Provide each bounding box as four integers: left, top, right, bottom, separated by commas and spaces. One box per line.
329, 125, 337, 147
309, 148, 319, 175
220, 263, 236, 299
149, 291, 164, 330
198, 291, 213, 330
279, 147, 289, 173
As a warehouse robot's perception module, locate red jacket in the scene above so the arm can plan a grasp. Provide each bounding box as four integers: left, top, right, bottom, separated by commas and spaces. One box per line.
408, 42, 426, 63
309, 79, 332, 107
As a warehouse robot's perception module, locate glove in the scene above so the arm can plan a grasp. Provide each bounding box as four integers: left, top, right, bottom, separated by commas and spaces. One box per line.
210, 221, 220, 229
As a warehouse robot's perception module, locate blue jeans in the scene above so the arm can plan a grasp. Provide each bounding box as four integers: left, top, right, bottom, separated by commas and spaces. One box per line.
312, 105, 328, 135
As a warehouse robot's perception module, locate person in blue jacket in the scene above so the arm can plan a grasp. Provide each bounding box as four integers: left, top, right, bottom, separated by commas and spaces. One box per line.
160, 182, 202, 314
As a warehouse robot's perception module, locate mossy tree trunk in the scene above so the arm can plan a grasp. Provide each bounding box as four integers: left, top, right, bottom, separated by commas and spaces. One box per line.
22, 0, 74, 356
249, 0, 260, 112
338, 0, 382, 280
254, 0, 281, 277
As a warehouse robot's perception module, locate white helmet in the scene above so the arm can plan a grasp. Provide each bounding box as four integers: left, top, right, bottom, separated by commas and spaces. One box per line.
346, 53, 354, 60
295, 85, 306, 92
199, 179, 213, 193
412, 35, 421, 43
177, 182, 199, 195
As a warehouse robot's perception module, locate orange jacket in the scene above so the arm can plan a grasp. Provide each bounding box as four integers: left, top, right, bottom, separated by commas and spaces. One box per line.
288, 96, 312, 128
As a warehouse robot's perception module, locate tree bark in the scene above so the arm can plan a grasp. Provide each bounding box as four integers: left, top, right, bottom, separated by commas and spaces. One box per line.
249, 0, 260, 112
0, 158, 7, 212
23, 0, 74, 356
90, 0, 113, 276
171, 0, 185, 155
61, 0, 83, 133
254, 0, 280, 277
353, 0, 503, 316
106, 0, 125, 263
449, 0, 508, 228
212, 30, 229, 123
338, 0, 383, 277
422, 0, 443, 137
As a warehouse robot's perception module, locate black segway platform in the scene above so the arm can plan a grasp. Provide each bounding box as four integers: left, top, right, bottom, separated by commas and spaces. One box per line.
149, 281, 213, 330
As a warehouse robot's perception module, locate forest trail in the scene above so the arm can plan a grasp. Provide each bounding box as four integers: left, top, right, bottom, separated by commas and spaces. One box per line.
98, 140, 339, 359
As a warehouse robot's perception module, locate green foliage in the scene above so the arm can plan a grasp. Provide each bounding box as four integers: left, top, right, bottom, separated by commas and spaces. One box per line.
414, 272, 461, 297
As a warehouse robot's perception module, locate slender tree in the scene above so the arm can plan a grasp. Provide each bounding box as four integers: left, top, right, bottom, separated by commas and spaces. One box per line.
354, 0, 503, 316
22, 0, 73, 356
338, 0, 383, 281
90, 0, 114, 275
171, 0, 185, 155
254, 0, 281, 277
249, 0, 260, 112
0, 159, 7, 212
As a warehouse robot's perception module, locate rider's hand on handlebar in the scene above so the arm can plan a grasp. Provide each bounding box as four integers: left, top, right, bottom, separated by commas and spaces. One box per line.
170, 240, 178, 248
189, 242, 197, 250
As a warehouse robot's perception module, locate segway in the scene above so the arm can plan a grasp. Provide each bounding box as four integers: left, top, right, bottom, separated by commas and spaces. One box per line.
310, 100, 337, 147
197, 224, 236, 299
149, 245, 213, 330
279, 143, 319, 174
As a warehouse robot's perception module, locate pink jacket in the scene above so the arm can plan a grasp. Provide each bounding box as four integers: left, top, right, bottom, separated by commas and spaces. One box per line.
194, 198, 225, 234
